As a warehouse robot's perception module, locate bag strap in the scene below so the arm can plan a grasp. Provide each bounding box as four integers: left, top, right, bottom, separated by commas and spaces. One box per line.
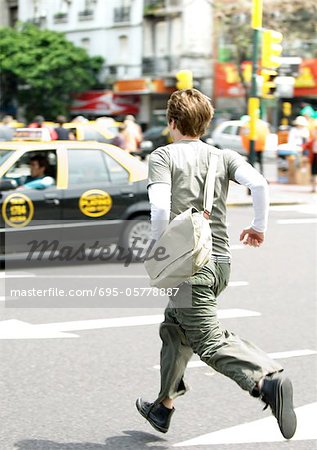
203, 153, 218, 219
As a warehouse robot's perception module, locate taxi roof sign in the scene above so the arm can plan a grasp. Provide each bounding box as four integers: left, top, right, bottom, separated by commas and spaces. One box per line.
13, 128, 51, 142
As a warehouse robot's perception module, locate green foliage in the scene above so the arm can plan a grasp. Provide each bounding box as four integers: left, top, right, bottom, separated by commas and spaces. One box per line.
0, 23, 104, 119
214, 0, 317, 65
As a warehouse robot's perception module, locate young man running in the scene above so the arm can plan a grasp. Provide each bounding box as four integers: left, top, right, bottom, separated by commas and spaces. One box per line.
136, 89, 297, 440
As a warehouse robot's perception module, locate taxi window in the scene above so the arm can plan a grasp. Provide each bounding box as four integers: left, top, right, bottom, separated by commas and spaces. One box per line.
68, 149, 110, 186
4, 150, 57, 183
103, 152, 129, 183
0, 150, 13, 165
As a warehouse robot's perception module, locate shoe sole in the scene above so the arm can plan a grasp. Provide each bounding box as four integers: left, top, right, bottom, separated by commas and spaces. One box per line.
135, 398, 168, 434
276, 378, 297, 439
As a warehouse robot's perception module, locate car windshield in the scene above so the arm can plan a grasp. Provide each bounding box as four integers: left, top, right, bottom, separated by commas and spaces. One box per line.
0, 150, 13, 165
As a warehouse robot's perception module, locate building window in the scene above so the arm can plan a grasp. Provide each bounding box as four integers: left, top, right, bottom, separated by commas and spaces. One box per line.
78, 0, 96, 20
81, 38, 90, 51
119, 35, 128, 62
113, 6, 131, 23
9, 6, 18, 27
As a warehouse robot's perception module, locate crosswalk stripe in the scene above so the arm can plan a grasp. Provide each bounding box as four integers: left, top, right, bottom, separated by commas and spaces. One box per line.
153, 349, 316, 370
277, 218, 317, 224
173, 403, 317, 446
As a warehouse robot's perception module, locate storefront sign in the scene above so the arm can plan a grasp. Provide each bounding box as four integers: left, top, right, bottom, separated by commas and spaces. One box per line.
71, 91, 140, 116
214, 63, 245, 97
294, 59, 317, 96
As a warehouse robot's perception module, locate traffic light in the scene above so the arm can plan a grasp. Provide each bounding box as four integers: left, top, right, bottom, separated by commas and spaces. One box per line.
175, 70, 193, 90
282, 102, 292, 117
261, 29, 283, 69
261, 69, 277, 98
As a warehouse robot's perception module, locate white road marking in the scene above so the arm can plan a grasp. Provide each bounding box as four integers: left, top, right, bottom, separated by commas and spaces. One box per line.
0, 272, 249, 287
270, 204, 317, 215
173, 402, 317, 446
0, 309, 259, 340
0, 272, 36, 278
153, 349, 317, 370
277, 218, 317, 224
268, 349, 317, 359
0, 296, 18, 302
230, 245, 245, 250
228, 281, 249, 287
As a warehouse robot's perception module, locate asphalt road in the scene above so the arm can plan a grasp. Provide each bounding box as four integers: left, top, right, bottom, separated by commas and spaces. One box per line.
0, 203, 316, 450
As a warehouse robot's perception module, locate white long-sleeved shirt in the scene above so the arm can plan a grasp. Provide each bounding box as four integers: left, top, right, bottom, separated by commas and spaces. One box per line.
148, 163, 269, 241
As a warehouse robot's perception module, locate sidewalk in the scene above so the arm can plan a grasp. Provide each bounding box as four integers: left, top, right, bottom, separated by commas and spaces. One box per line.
227, 181, 317, 207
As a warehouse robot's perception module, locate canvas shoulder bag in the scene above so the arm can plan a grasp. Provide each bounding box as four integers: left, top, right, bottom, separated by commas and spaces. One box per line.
144, 152, 218, 289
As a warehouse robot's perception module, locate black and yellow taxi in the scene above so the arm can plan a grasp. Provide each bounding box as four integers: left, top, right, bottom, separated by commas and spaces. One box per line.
0, 129, 150, 257
63, 118, 122, 143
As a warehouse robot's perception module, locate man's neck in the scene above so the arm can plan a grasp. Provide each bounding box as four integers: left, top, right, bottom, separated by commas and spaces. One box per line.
173, 135, 200, 142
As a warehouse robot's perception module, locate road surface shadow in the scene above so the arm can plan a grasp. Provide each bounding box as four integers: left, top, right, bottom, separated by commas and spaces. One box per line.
15, 430, 169, 450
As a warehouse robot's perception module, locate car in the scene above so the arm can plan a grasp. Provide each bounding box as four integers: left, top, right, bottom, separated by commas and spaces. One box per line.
0, 133, 151, 260
63, 121, 115, 143
210, 120, 247, 155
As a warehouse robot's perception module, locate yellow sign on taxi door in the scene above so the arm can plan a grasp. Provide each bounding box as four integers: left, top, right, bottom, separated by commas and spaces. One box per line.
2, 193, 34, 228
79, 189, 112, 218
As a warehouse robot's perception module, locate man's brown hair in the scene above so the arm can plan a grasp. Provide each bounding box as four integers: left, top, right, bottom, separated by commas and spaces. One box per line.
167, 89, 214, 137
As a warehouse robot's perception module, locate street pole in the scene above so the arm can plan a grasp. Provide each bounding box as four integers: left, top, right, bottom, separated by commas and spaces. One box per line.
248, 0, 262, 167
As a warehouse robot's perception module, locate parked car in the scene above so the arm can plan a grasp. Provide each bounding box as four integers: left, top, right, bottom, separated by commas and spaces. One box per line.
209, 120, 247, 155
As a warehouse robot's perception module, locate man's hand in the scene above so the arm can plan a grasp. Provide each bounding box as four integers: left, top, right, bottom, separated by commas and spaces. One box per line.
240, 227, 265, 247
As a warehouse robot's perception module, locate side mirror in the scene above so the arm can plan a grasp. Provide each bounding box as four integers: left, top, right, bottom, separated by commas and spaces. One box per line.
0, 179, 18, 191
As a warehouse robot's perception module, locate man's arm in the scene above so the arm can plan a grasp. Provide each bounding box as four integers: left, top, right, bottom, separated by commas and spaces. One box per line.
22, 176, 55, 190
148, 183, 171, 241
234, 163, 269, 247
147, 147, 171, 241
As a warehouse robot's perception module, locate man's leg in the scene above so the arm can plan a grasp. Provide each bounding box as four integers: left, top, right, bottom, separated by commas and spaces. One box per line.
136, 298, 193, 433
175, 264, 282, 393
173, 262, 295, 438
156, 301, 194, 405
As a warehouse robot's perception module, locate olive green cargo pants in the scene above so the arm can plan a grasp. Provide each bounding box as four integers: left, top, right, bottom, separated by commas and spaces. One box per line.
155, 260, 283, 403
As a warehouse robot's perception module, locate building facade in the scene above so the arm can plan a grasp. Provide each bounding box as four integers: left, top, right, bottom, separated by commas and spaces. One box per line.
0, 0, 18, 27
18, 0, 144, 81
17, 0, 215, 125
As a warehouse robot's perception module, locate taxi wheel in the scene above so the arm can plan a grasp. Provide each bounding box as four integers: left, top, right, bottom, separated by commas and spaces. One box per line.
119, 215, 151, 261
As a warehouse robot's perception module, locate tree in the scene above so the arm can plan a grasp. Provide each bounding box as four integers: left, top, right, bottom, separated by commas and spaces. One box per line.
0, 23, 104, 120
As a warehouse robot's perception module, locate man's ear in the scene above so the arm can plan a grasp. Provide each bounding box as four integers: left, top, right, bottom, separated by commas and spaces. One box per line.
169, 119, 176, 130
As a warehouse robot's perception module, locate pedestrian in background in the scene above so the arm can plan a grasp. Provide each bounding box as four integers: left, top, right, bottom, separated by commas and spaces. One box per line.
240, 117, 269, 175
29, 115, 58, 140
303, 119, 317, 193
55, 115, 75, 140
123, 115, 143, 153
300, 105, 316, 137
0, 115, 14, 141
288, 116, 310, 149
136, 89, 297, 440
111, 124, 127, 150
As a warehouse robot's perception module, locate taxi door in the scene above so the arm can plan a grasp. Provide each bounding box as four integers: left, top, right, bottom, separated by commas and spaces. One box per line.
0, 148, 63, 256
61, 147, 134, 248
